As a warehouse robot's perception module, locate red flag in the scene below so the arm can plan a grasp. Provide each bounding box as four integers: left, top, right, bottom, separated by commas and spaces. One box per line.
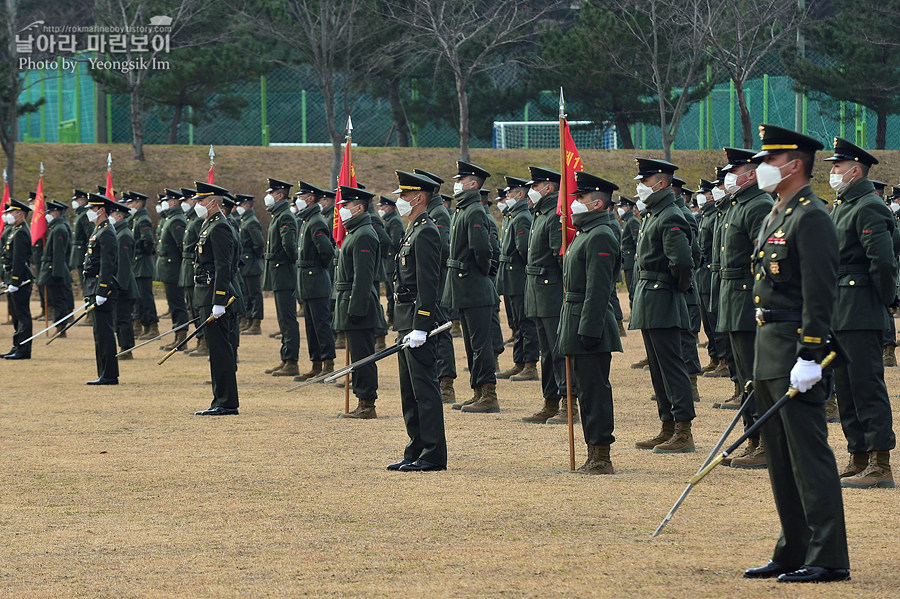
0, 177, 9, 235
208, 164, 214, 184
31, 176, 47, 244
557, 120, 583, 251
332, 138, 356, 248
105, 169, 115, 201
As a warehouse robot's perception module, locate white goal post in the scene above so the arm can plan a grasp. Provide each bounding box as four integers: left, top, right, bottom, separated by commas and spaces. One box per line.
492, 120, 618, 150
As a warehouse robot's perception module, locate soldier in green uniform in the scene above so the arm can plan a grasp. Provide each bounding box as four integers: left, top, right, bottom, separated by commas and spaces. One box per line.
630, 158, 697, 453
38, 201, 74, 334
706, 168, 737, 386
824, 138, 897, 489
235, 194, 264, 335
155, 190, 189, 351
333, 186, 382, 418
522, 166, 573, 421
292, 181, 337, 382
178, 187, 206, 355
82, 193, 120, 384
558, 172, 623, 473
741, 124, 849, 583
872, 180, 899, 367
366, 198, 392, 351
671, 176, 703, 399
497, 176, 540, 391
444, 161, 501, 413
379, 196, 405, 328
1, 199, 34, 360
70, 189, 92, 295
388, 171, 447, 471
415, 169, 458, 404
262, 178, 300, 377
718, 148, 775, 468
618, 197, 640, 309
126, 191, 159, 340
479, 188, 505, 368
109, 200, 137, 359
190, 182, 240, 416
695, 179, 726, 374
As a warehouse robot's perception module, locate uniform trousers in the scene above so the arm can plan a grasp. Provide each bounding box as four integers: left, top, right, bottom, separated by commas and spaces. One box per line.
115, 296, 135, 350
459, 305, 496, 388
346, 328, 377, 402
535, 315, 568, 400
397, 330, 447, 466
91, 293, 119, 379
274, 289, 300, 362
199, 304, 239, 409
642, 327, 695, 422
163, 283, 189, 328
730, 330, 758, 432
303, 296, 336, 362
8, 283, 33, 355
504, 294, 538, 364
573, 353, 615, 446
134, 277, 159, 325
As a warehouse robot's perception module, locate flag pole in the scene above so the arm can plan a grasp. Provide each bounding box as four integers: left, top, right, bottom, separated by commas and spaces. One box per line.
208, 145, 215, 183
559, 88, 575, 472
343, 115, 352, 415
40, 162, 49, 334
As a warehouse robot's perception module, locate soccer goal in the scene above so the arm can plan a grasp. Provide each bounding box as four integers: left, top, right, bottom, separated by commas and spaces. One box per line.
492, 121, 618, 150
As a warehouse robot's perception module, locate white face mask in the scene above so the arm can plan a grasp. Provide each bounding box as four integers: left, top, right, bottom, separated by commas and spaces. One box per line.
635, 181, 656, 202
295, 198, 305, 212
756, 160, 794, 193
711, 187, 726, 202
181, 201, 192, 213
236, 206, 246, 216
3, 213, 15, 225
45, 214, 55, 224
129, 207, 137, 216
617, 207, 626, 217
452, 182, 464, 195
289, 205, 297, 214
339, 206, 354, 223
496, 200, 508, 212
87, 209, 99, 222
527, 187, 542, 203
892, 203, 900, 214
71, 200, 80, 210
829, 170, 855, 195
264, 193, 276, 207
396, 198, 413, 217
155, 204, 164, 214
570, 199, 589, 214
724, 172, 741, 195
696, 193, 707, 207
636, 199, 646, 212
194, 203, 209, 219
377, 208, 386, 218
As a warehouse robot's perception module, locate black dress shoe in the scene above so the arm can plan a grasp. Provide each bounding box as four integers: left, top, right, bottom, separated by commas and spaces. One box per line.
194, 407, 239, 416
387, 459, 414, 471
3, 351, 31, 360
0, 347, 16, 358
85, 377, 118, 385
398, 459, 447, 472
744, 561, 793, 579
777, 566, 850, 583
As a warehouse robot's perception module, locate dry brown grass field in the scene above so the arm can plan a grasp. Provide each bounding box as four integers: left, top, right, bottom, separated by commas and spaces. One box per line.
1, 289, 898, 598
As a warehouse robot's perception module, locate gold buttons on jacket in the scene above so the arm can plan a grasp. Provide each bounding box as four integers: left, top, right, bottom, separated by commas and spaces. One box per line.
755, 296, 760, 304
849, 280, 855, 286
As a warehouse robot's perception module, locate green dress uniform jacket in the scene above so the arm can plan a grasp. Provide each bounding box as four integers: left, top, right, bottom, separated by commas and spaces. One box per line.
709, 195, 730, 313
496, 199, 532, 296
155, 208, 186, 285
70, 205, 92, 271
718, 184, 774, 332
179, 211, 204, 288
831, 178, 899, 330
262, 200, 298, 292
556, 210, 623, 355
238, 208, 265, 277
383, 209, 404, 281
130, 207, 156, 279
620, 212, 640, 273
82, 220, 119, 297
752, 185, 838, 378
2, 222, 33, 285
394, 212, 441, 332
629, 188, 693, 330
113, 219, 138, 300
193, 212, 238, 308
369, 204, 391, 282
427, 196, 452, 295
441, 189, 498, 309
296, 203, 335, 300
696, 201, 718, 294
37, 217, 73, 287
524, 192, 564, 318
333, 211, 380, 331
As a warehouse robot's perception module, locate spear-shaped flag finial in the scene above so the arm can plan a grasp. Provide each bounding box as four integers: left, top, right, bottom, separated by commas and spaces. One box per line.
209, 144, 215, 162
40, 161, 44, 177
346, 115, 353, 137
559, 87, 566, 119
2, 169, 6, 182
107, 153, 112, 170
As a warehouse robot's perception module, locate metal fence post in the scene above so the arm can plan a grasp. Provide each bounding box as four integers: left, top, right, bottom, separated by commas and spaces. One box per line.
840, 101, 845, 138
763, 74, 769, 124
524, 102, 529, 150
729, 79, 735, 147
106, 93, 112, 144
260, 75, 269, 146
188, 106, 194, 145
301, 89, 307, 144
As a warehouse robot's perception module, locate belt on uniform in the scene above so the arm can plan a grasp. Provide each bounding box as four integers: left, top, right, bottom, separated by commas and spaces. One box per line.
394, 291, 417, 303
525, 265, 546, 276
638, 270, 676, 283
298, 260, 319, 268
838, 263, 868, 275
564, 291, 585, 302
755, 308, 802, 326
498, 255, 515, 263
334, 282, 352, 291
721, 267, 752, 280
446, 259, 469, 270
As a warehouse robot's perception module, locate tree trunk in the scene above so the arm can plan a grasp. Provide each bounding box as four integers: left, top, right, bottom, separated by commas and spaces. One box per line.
876, 107, 887, 150
321, 75, 342, 187
735, 79, 753, 149
455, 73, 470, 162
614, 113, 634, 149
130, 86, 146, 161
388, 80, 409, 147
168, 103, 183, 145
658, 97, 671, 162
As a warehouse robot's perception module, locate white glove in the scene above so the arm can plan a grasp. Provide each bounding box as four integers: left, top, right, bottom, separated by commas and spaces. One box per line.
403, 329, 428, 348
790, 357, 822, 393
212, 304, 226, 319
95, 295, 107, 306
7, 285, 18, 293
